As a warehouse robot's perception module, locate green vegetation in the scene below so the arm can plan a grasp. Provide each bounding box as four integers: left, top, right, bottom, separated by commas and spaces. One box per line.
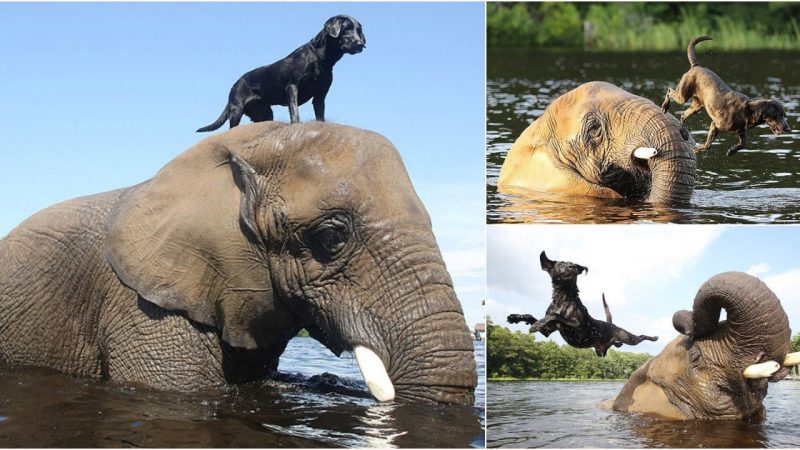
296, 328, 310, 337
792, 333, 800, 352
488, 2, 800, 50
487, 318, 652, 380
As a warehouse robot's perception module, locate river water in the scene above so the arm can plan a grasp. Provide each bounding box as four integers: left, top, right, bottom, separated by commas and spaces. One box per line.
0, 337, 485, 447
487, 49, 800, 224
487, 380, 799, 448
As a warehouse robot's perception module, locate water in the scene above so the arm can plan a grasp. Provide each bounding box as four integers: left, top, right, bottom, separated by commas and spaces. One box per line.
487, 380, 800, 448
0, 337, 485, 448
487, 49, 800, 224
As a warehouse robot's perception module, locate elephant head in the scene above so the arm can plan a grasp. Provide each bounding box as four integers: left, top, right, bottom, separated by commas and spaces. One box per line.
498, 81, 697, 204
612, 272, 792, 419
104, 122, 477, 405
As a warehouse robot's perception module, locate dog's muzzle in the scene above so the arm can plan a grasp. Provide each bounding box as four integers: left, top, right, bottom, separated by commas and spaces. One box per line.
769, 119, 790, 135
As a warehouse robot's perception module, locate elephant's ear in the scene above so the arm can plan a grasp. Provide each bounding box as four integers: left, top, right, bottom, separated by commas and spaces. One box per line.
105, 140, 284, 349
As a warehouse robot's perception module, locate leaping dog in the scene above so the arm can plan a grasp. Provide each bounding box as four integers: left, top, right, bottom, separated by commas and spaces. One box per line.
661, 35, 790, 156
507, 251, 657, 357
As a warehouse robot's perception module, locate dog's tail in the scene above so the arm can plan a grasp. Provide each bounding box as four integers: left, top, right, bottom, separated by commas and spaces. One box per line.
602, 293, 612, 324
687, 35, 713, 67
196, 104, 230, 132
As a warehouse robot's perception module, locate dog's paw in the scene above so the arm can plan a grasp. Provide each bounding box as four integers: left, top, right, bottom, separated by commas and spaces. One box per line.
726, 147, 742, 157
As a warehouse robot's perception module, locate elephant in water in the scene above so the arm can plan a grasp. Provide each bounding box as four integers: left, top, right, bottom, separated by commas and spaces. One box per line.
0, 122, 477, 405
612, 272, 796, 419
498, 81, 697, 204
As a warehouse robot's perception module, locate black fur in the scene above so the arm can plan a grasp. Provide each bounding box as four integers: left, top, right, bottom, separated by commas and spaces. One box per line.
507, 251, 657, 357
197, 15, 365, 131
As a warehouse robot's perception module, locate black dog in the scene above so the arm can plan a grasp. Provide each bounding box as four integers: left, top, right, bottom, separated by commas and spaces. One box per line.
197, 15, 365, 132
661, 35, 790, 156
507, 251, 657, 357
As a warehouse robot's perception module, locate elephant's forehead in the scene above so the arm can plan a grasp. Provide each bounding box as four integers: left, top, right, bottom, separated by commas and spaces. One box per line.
275, 131, 428, 223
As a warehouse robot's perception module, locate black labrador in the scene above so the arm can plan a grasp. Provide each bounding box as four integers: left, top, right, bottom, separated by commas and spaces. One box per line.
507, 251, 657, 357
197, 15, 365, 132
661, 35, 790, 156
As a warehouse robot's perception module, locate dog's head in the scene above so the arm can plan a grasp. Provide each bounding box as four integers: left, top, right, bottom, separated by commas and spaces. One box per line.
539, 251, 588, 286
324, 15, 366, 54
754, 99, 791, 135
594, 343, 611, 357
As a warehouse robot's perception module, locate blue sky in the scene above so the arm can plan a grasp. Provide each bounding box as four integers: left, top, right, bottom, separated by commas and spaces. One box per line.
0, 3, 486, 328
488, 225, 800, 356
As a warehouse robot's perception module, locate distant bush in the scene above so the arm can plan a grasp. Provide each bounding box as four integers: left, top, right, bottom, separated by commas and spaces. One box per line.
487, 3, 536, 47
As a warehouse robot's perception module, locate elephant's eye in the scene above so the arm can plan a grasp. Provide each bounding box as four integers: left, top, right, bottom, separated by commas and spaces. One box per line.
306, 216, 354, 262
318, 227, 347, 253
583, 115, 605, 146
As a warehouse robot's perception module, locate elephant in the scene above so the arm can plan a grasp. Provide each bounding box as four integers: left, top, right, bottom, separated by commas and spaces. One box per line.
498, 81, 698, 204
0, 122, 477, 405
611, 272, 794, 420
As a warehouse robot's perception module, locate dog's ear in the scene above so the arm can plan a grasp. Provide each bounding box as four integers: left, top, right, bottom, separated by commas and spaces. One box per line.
764, 100, 784, 118
325, 16, 344, 38
540, 251, 555, 272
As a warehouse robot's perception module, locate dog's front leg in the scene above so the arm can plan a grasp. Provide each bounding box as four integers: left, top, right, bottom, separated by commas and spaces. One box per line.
727, 130, 746, 156
312, 78, 332, 122
286, 84, 300, 124
312, 97, 326, 122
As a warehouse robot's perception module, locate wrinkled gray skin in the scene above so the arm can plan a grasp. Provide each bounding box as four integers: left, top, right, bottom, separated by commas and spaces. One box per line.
0, 122, 477, 405
499, 82, 698, 204
612, 272, 791, 419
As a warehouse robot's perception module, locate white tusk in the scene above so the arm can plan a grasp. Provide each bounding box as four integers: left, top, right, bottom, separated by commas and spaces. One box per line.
743, 361, 780, 379
784, 352, 800, 366
354, 345, 395, 402
633, 147, 658, 159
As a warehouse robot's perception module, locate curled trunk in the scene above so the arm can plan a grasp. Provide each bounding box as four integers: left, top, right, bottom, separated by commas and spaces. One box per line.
675, 271, 791, 370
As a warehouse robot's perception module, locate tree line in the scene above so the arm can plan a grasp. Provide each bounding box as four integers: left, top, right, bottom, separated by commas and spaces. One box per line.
487, 319, 651, 380
488, 2, 800, 50
489, 317, 800, 380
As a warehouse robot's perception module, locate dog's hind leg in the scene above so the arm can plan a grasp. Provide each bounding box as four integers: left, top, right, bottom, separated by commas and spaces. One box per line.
695, 123, 719, 153
727, 131, 746, 156
245, 102, 274, 123
228, 102, 245, 128
610, 325, 658, 347
286, 84, 300, 124
661, 88, 675, 114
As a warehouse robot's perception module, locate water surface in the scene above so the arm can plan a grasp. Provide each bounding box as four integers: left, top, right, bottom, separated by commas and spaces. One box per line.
487, 49, 800, 224
487, 380, 799, 448
0, 337, 485, 448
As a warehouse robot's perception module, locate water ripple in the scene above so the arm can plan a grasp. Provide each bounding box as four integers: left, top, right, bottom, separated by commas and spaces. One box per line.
487, 49, 800, 224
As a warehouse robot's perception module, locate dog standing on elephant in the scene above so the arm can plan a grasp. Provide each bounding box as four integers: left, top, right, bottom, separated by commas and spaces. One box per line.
661, 35, 790, 156
507, 251, 657, 357
197, 15, 365, 131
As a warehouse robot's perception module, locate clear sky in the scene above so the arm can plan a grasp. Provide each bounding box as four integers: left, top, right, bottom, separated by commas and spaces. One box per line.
488, 225, 800, 356
0, 3, 486, 329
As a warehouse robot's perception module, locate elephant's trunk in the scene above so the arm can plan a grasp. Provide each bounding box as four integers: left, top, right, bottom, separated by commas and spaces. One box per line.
389, 282, 477, 405
389, 305, 477, 405
676, 272, 791, 370
341, 230, 477, 405
642, 114, 697, 204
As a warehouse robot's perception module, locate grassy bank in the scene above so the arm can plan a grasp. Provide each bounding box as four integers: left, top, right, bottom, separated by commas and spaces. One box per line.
488, 2, 800, 50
